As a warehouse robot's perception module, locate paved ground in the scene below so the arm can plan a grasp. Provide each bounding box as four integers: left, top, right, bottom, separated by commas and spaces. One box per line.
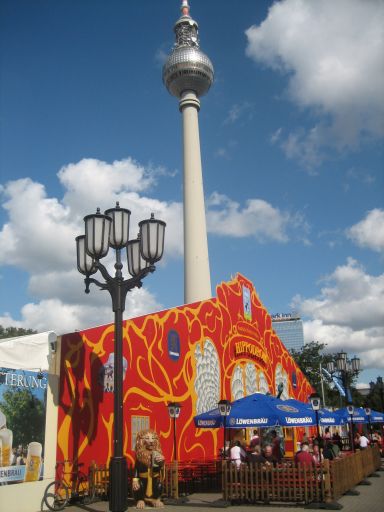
53, 466, 384, 512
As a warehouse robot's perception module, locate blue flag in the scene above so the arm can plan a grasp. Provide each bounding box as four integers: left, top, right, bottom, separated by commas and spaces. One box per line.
322, 367, 346, 398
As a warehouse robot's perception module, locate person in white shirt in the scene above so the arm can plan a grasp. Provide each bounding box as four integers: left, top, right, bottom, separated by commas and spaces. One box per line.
230, 440, 246, 468
359, 434, 369, 449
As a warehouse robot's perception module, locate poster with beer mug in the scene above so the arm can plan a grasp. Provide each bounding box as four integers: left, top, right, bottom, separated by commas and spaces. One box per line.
0, 367, 47, 484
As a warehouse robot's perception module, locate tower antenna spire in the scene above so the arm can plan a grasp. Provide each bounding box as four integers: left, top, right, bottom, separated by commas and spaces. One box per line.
181, 1, 190, 16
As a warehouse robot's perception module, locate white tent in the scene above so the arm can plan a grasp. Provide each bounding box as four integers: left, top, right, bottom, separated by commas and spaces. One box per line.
0, 331, 59, 512
0, 330, 57, 371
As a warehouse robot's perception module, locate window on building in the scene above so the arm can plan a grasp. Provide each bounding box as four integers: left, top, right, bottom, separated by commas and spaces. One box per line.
131, 415, 150, 450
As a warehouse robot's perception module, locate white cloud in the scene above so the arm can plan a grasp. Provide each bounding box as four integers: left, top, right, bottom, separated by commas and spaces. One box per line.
0, 288, 162, 335
206, 192, 309, 243
214, 148, 230, 159
224, 102, 254, 125
293, 258, 384, 369
347, 209, 384, 252
0, 158, 182, 332
246, 0, 384, 168
0, 158, 311, 333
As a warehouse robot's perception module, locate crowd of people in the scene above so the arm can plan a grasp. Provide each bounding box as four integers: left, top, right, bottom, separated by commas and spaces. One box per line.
229, 429, 284, 468
227, 425, 383, 469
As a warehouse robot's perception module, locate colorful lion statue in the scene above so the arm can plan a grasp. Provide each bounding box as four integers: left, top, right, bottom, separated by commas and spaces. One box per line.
132, 429, 165, 509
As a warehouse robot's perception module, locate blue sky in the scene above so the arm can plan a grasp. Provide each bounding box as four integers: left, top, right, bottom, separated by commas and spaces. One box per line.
0, 0, 383, 386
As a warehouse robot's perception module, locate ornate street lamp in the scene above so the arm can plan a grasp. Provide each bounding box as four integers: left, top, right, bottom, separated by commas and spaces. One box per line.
328, 352, 361, 405
347, 404, 355, 452
76, 203, 165, 512
309, 393, 321, 444
218, 399, 231, 460
351, 356, 360, 373
167, 402, 182, 462
336, 351, 347, 372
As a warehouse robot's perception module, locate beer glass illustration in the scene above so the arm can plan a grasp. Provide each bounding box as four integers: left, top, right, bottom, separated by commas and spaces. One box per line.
0, 428, 13, 466
24, 441, 42, 481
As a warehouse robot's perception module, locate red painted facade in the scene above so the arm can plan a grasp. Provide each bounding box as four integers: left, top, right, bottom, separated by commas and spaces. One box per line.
57, 274, 312, 468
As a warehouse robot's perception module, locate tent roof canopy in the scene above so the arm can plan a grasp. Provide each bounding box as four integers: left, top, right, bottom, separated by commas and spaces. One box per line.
0, 331, 57, 371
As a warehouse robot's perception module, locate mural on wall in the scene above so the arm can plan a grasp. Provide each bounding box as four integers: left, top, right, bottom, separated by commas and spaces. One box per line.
57, 274, 313, 468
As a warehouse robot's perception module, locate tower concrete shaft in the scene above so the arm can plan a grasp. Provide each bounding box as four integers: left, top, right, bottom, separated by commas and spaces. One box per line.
163, 1, 213, 304
180, 91, 211, 303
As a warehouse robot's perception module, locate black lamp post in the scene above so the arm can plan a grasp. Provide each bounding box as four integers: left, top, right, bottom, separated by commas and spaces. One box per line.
218, 399, 231, 459
309, 393, 321, 444
347, 404, 355, 452
377, 377, 384, 412
76, 203, 165, 512
364, 407, 373, 443
309, 392, 323, 503
167, 402, 181, 462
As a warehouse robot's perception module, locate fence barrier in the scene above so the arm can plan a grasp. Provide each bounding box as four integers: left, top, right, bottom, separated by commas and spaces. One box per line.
222, 445, 381, 505
87, 445, 381, 505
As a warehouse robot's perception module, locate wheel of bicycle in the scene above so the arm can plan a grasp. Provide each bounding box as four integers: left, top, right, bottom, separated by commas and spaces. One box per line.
43, 481, 69, 511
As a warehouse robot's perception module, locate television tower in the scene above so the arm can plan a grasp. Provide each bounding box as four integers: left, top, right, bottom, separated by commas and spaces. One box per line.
163, 0, 214, 304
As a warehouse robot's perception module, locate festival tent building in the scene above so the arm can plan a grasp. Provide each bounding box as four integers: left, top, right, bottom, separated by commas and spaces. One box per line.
0, 274, 314, 512
56, 274, 313, 469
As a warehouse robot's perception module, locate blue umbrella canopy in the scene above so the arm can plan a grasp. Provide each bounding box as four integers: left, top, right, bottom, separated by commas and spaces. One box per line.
194, 393, 339, 428
335, 407, 384, 424
370, 410, 384, 422
284, 399, 344, 427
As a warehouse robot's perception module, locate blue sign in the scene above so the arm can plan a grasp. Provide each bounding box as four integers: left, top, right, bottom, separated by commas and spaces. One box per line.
167, 330, 180, 361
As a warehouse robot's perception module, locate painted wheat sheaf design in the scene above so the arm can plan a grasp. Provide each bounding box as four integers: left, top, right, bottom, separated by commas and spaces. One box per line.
231, 365, 244, 401
258, 371, 270, 395
194, 339, 220, 414
245, 363, 257, 396
275, 363, 289, 400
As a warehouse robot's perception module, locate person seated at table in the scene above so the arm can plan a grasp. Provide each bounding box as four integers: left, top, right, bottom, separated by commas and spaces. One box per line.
312, 444, 324, 464
294, 442, 314, 467
323, 440, 338, 460
263, 444, 278, 466
249, 429, 260, 448
372, 431, 382, 447
358, 432, 369, 449
271, 430, 283, 462
323, 427, 331, 440
332, 430, 343, 451
230, 440, 247, 468
248, 445, 266, 464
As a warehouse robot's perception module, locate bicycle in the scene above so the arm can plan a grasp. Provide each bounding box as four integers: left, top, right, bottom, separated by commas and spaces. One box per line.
43, 460, 94, 511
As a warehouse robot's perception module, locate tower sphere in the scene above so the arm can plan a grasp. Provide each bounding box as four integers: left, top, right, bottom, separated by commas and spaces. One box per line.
163, 46, 214, 98
162, 6, 214, 98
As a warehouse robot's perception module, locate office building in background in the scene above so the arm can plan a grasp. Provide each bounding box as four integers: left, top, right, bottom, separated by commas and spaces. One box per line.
272, 314, 304, 352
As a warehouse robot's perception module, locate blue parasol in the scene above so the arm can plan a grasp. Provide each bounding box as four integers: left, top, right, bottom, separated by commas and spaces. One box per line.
194, 393, 341, 428
334, 407, 384, 424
